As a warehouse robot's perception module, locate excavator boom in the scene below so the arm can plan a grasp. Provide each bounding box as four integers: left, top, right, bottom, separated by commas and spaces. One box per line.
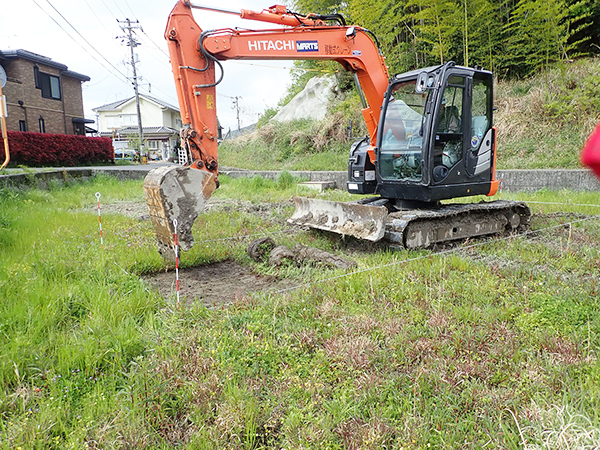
145, 0, 389, 259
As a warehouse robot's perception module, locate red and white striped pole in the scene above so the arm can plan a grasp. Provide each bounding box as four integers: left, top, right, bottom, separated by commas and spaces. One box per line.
174, 219, 180, 309
499, 174, 504, 200
95, 192, 104, 249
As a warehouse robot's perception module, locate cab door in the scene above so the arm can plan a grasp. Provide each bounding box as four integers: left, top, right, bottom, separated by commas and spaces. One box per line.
431, 74, 467, 183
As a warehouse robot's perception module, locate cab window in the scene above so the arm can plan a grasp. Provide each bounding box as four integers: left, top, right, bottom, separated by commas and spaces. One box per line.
379, 81, 428, 181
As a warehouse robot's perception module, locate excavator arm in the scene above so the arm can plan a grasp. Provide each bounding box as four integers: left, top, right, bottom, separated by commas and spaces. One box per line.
144, 0, 390, 260
165, 0, 389, 173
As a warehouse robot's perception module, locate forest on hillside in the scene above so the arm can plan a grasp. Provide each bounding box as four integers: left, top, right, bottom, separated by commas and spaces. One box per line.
290, 0, 600, 78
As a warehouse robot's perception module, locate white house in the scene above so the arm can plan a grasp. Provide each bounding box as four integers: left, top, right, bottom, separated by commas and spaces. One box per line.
93, 94, 182, 161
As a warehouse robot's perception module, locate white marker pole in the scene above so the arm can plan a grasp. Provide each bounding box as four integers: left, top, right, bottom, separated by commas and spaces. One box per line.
499, 174, 504, 200
95, 192, 104, 249
174, 219, 180, 309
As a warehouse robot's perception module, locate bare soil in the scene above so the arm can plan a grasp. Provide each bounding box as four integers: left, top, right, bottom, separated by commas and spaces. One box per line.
86, 197, 290, 221
89, 198, 298, 307
143, 260, 293, 308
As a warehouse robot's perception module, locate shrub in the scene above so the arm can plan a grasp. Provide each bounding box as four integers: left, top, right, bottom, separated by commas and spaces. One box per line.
7, 131, 114, 167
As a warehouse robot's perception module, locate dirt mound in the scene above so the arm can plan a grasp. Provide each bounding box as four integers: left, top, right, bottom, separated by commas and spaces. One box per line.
143, 260, 292, 308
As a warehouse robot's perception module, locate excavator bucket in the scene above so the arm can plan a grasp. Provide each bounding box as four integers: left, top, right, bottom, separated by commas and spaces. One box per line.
288, 197, 388, 241
144, 165, 217, 261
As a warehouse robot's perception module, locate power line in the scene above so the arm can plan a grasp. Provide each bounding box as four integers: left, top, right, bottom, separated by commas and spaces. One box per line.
118, 18, 146, 158
99, 0, 119, 21
121, 0, 138, 22
110, 0, 127, 20
34, 0, 130, 85
83, 0, 112, 34
140, 29, 171, 59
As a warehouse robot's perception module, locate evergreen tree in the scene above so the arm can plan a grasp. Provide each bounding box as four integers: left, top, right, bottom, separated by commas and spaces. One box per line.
565, 0, 600, 56
463, 0, 503, 72
292, 0, 599, 80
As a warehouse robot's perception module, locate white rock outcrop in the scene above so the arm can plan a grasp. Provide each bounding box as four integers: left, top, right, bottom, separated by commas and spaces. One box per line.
271, 75, 336, 122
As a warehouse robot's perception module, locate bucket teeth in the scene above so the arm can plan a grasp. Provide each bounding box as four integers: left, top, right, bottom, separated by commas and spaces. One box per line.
143, 166, 216, 261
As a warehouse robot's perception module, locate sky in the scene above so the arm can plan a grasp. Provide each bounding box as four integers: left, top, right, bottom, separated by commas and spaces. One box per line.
0, 0, 294, 132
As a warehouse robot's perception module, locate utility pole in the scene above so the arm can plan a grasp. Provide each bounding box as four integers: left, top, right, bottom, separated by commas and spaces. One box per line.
118, 19, 146, 162
232, 96, 241, 131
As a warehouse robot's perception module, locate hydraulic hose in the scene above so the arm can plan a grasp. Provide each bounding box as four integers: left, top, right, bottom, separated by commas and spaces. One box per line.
196, 30, 225, 88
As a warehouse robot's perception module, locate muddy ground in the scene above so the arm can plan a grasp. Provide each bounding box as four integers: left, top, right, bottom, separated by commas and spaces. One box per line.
90, 198, 593, 308
142, 260, 294, 308
91, 198, 299, 307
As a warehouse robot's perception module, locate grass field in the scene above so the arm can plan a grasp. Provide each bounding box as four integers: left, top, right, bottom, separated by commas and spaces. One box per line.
1, 174, 599, 448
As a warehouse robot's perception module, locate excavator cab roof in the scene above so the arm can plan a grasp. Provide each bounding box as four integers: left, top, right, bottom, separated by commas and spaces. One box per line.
392, 63, 493, 84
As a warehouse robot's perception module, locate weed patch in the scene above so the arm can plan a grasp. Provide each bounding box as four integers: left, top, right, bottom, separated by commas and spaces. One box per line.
0, 176, 599, 447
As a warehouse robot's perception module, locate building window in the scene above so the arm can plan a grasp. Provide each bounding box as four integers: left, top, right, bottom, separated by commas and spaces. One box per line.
19, 120, 27, 132
34, 66, 40, 88
39, 117, 45, 133
34, 66, 61, 100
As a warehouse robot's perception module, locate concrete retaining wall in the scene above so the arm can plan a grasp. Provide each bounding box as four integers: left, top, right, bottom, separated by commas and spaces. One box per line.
222, 168, 600, 193
0, 167, 147, 189
220, 169, 348, 191
496, 169, 600, 192
1, 166, 599, 193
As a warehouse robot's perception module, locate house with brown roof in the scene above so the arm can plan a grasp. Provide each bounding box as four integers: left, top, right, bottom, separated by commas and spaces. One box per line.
0, 49, 93, 135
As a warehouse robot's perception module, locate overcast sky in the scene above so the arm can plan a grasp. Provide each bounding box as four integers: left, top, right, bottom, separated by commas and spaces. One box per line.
0, 0, 293, 131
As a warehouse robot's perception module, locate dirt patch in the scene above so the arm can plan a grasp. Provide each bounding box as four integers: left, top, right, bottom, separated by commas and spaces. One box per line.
87, 200, 150, 219
143, 260, 293, 308
85, 197, 291, 221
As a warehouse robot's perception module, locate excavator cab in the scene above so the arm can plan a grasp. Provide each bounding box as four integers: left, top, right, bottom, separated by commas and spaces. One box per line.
348, 62, 498, 206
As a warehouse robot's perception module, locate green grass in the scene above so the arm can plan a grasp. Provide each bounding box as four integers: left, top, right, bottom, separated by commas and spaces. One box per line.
221, 58, 600, 172
219, 121, 352, 172
0, 174, 599, 448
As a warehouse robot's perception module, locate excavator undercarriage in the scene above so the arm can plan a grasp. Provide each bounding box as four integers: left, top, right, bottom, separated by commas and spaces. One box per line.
289, 197, 531, 248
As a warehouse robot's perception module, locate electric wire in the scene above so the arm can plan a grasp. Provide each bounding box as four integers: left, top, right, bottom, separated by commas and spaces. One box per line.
517, 200, 600, 209
271, 213, 600, 295
140, 30, 171, 59
34, 0, 131, 85
83, 0, 112, 34
110, 0, 127, 20
99, 0, 119, 21
121, 0, 139, 22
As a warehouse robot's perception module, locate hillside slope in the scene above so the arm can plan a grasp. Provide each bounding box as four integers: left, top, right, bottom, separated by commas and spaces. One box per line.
219, 58, 600, 171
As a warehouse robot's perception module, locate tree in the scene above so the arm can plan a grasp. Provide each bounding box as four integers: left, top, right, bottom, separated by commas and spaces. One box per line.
501, 0, 569, 77
406, 0, 458, 65
565, 0, 600, 56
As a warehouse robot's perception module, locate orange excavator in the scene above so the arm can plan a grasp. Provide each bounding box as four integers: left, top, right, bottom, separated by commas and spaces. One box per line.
144, 0, 530, 260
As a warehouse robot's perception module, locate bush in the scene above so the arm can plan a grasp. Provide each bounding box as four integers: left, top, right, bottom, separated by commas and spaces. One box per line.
7, 131, 114, 167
